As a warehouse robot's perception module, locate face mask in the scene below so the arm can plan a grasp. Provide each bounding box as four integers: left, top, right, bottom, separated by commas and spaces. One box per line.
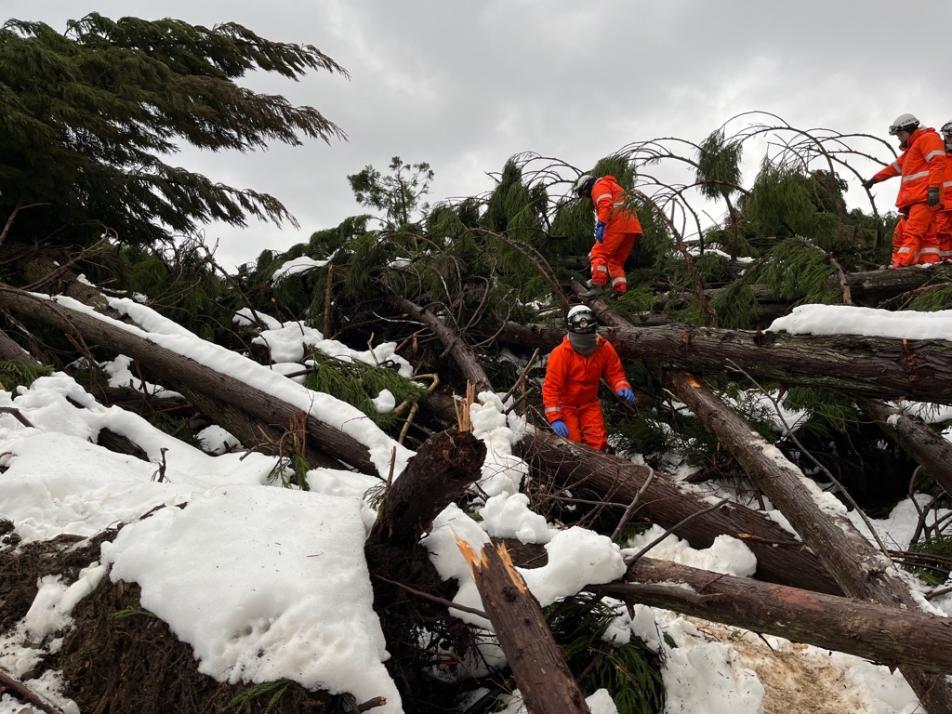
568, 332, 597, 355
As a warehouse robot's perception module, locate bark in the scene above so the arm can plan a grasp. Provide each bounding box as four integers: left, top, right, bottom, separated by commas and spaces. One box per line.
20, 251, 109, 310
846, 264, 952, 305
96, 428, 149, 461
860, 399, 952, 497
600, 557, 952, 674
366, 429, 485, 550
505, 540, 952, 674
0, 327, 41, 365
364, 429, 486, 709
667, 369, 952, 712
496, 319, 952, 405
457, 541, 589, 714
514, 426, 840, 595
0, 285, 377, 475
387, 295, 493, 393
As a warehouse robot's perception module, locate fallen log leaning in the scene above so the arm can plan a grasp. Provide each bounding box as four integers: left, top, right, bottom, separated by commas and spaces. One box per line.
0, 285, 377, 474
860, 399, 952, 497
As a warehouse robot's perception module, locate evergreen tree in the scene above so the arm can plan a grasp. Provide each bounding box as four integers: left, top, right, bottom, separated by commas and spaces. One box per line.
0, 13, 347, 247
347, 156, 434, 228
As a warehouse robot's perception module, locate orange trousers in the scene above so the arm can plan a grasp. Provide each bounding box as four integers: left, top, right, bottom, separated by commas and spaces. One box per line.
932, 211, 952, 261
559, 401, 608, 451
892, 203, 940, 266
590, 231, 639, 294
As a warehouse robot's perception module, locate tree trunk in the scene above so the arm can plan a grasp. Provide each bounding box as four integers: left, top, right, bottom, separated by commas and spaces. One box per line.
364, 429, 486, 709
387, 294, 492, 393
667, 370, 952, 713
846, 264, 952, 305
0, 285, 378, 475
457, 541, 589, 714
0, 327, 41, 365
594, 556, 952, 674
860, 399, 952, 497
514, 427, 840, 595
496, 319, 952, 405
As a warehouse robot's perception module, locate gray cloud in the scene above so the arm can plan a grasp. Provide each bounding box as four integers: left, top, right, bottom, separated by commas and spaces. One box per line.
6, 0, 951, 266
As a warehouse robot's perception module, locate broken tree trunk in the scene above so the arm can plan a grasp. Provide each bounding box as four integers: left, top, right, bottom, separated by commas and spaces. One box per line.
364, 429, 486, 709
860, 399, 952, 497
667, 370, 952, 713
457, 541, 589, 714
496, 318, 952, 405
0, 285, 378, 474
597, 556, 952, 674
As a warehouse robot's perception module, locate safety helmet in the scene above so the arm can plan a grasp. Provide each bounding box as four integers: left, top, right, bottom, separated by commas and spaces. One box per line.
941, 120, 952, 136
888, 113, 920, 135
566, 304, 597, 334
573, 174, 596, 198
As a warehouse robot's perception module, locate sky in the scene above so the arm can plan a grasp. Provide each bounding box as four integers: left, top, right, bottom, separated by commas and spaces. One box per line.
6, 0, 952, 267
3, 293, 945, 712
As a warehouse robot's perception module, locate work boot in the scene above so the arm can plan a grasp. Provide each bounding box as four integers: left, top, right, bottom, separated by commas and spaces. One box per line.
578, 282, 603, 299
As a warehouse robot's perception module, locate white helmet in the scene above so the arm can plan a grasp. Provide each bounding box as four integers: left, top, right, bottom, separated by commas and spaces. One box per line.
566, 304, 597, 334
941, 120, 952, 136
888, 113, 919, 135
573, 174, 596, 198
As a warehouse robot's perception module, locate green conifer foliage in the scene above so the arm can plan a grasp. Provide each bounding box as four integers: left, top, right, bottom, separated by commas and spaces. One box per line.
0, 14, 346, 246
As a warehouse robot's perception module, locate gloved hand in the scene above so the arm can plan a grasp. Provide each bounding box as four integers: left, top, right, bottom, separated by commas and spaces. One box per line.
595, 221, 606, 243
551, 420, 569, 437
928, 186, 941, 206
861, 178, 876, 190
617, 388, 637, 403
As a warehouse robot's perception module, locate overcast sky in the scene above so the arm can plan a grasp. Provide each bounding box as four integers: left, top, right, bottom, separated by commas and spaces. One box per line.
8, 1, 952, 267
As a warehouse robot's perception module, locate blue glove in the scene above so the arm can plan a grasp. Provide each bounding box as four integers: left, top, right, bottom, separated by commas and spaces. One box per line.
551, 420, 569, 437
595, 221, 606, 243
617, 388, 636, 403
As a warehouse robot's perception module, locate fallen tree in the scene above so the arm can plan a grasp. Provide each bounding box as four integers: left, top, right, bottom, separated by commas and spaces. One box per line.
497, 318, 952, 405
0, 285, 378, 474
860, 399, 952, 497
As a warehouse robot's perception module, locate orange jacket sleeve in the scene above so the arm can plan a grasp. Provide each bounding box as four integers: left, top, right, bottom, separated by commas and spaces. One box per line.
542, 346, 566, 423
873, 156, 903, 184
922, 132, 947, 189
601, 341, 631, 394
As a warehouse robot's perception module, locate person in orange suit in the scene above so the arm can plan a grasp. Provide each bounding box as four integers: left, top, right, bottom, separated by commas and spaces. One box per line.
862, 113, 946, 268
934, 120, 952, 261
542, 305, 635, 450
574, 173, 643, 297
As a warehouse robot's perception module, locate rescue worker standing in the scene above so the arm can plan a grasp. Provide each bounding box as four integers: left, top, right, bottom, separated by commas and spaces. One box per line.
542, 305, 636, 450
862, 113, 946, 267
574, 173, 643, 297
935, 120, 952, 261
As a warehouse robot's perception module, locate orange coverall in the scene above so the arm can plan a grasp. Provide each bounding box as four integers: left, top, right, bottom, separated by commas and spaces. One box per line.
873, 127, 947, 266
542, 335, 631, 450
932, 145, 952, 260
587, 176, 643, 294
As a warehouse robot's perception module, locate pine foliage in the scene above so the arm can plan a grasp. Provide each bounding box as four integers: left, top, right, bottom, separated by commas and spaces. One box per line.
0, 13, 346, 246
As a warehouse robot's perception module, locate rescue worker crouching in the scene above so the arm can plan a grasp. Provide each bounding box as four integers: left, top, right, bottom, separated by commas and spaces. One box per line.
861, 113, 946, 268
542, 305, 636, 450
574, 173, 644, 298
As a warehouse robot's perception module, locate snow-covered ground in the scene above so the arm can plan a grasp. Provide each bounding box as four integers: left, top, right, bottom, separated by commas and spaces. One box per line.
0, 297, 947, 713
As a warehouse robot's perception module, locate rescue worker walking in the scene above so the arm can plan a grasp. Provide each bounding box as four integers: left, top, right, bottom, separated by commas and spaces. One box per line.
934, 120, 952, 261
542, 305, 636, 450
862, 113, 946, 268
574, 173, 643, 297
